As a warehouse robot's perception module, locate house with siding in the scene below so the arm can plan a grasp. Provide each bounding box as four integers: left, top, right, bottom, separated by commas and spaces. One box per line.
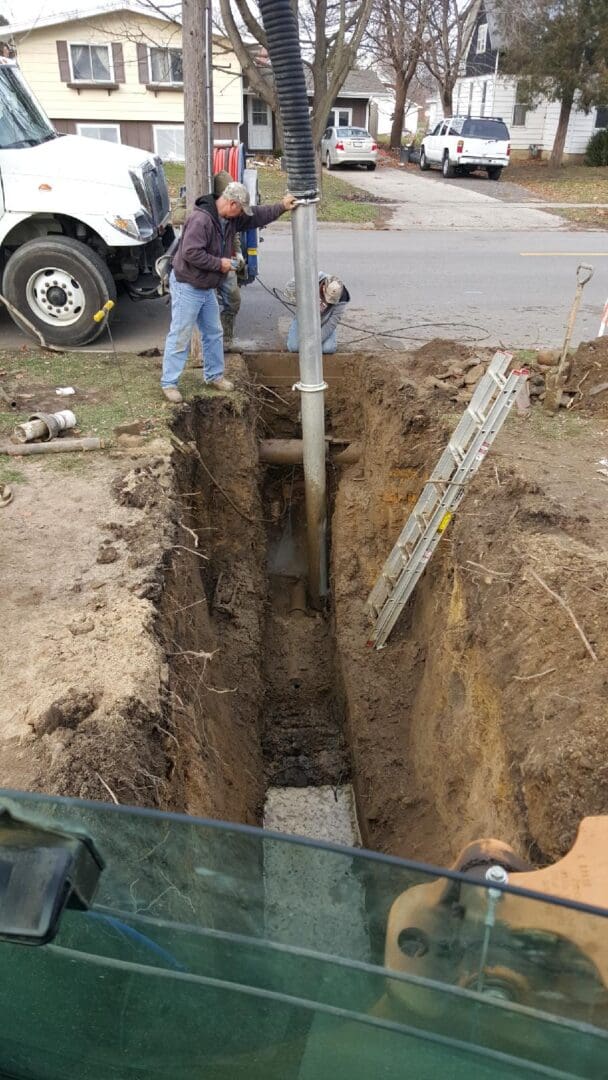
241, 64, 388, 152
426, 0, 607, 160
5, 2, 243, 159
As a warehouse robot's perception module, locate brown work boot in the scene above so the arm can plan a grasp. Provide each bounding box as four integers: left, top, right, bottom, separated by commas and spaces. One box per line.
206, 376, 234, 393
162, 386, 183, 403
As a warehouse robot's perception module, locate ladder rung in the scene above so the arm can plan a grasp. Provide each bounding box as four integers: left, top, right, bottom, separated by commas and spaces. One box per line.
367, 351, 521, 649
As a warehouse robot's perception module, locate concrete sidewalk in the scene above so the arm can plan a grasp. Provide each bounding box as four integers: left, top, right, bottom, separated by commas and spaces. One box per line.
350, 166, 566, 231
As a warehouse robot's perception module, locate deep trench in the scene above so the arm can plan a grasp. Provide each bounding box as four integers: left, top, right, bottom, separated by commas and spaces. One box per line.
158, 349, 605, 870
160, 366, 354, 837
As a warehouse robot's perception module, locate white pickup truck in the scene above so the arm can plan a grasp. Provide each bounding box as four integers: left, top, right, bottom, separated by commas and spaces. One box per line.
0, 57, 175, 346
420, 116, 511, 181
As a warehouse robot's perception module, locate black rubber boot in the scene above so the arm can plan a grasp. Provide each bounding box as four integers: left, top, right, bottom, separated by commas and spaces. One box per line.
221, 312, 236, 351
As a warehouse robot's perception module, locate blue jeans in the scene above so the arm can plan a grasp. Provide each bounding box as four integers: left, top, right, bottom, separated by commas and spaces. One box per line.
162, 272, 224, 388
287, 318, 337, 354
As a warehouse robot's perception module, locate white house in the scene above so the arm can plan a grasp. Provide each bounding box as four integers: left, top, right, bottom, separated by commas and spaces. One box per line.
5, 1, 243, 160
426, 0, 607, 159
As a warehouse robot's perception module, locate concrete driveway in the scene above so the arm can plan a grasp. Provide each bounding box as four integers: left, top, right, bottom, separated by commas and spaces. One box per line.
348, 164, 566, 231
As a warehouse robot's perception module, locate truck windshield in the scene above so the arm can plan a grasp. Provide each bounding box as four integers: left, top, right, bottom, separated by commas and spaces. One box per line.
0, 65, 56, 149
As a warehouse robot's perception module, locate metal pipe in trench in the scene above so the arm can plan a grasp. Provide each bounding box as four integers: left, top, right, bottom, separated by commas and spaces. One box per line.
259, 439, 361, 466
291, 204, 328, 599
257, 0, 328, 604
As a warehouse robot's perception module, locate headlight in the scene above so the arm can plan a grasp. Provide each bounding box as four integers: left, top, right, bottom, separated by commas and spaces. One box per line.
106, 211, 155, 241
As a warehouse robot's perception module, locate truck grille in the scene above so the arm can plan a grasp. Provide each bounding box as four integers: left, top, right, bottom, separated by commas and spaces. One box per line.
141, 162, 170, 227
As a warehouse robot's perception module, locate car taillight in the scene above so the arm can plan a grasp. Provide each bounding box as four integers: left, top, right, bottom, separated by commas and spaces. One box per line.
335, 141, 345, 151
371, 143, 378, 151
507, 143, 511, 156
456, 139, 464, 154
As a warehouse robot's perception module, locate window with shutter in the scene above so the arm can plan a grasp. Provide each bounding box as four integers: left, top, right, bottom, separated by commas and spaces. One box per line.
69, 43, 113, 83
595, 107, 608, 129
149, 47, 183, 84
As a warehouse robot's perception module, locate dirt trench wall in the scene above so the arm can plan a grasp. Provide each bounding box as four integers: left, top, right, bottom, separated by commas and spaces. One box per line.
331, 351, 608, 866
160, 389, 267, 825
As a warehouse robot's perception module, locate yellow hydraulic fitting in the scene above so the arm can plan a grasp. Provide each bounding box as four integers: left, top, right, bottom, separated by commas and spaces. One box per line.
92, 300, 116, 323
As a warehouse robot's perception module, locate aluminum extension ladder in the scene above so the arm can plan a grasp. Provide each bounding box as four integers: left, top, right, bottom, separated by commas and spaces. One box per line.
366, 351, 528, 649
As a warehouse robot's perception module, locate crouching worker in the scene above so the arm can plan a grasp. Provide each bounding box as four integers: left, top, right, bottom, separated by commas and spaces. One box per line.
161, 183, 297, 403
286, 272, 350, 354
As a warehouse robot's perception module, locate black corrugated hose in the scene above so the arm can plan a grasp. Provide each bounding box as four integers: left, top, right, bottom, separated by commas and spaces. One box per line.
257, 0, 318, 199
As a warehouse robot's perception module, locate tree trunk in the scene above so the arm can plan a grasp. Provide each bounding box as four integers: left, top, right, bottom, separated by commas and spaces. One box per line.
442, 84, 453, 115
390, 79, 408, 149
550, 90, 574, 169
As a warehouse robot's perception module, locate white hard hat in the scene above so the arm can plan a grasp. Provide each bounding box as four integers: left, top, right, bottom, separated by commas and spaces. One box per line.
321, 276, 343, 305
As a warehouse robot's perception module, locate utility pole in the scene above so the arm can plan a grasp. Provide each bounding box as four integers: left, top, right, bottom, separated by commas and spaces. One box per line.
182, 0, 213, 213
182, 0, 213, 361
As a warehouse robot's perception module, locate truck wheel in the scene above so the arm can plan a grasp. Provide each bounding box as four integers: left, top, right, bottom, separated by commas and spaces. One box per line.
3, 236, 117, 347
442, 153, 455, 179
487, 166, 503, 181
419, 148, 430, 171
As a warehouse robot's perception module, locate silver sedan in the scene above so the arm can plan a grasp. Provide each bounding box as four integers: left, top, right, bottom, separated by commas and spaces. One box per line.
321, 126, 378, 170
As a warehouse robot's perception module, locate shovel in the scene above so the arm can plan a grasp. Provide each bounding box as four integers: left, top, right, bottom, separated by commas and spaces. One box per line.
544, 263, 594, 413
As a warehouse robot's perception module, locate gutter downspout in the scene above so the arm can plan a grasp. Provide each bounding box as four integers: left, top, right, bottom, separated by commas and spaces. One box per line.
491, 49, 500, 116
258, 0, 328, 603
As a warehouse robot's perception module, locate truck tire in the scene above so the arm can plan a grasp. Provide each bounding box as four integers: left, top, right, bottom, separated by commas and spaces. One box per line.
419, 147, 430, 171
487, 166, 503, 181
3, 236, 117, 347
442, 152, 455, 179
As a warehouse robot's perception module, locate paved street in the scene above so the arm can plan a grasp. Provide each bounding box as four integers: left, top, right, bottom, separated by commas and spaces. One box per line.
2, 167, 607, 353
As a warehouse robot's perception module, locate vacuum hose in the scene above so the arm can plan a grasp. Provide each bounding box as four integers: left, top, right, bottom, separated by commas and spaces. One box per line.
257, 0, 318, 199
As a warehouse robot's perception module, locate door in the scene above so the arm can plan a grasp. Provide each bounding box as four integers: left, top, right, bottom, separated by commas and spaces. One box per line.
426, 121, 447, 162
247, 96, 273, 151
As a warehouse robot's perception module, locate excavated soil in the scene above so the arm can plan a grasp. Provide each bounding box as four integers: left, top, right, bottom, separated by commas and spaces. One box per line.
1, 346, 607, 870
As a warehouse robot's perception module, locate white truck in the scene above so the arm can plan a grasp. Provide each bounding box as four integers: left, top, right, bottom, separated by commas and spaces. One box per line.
0, 57, 175, 346
420, 115, 511, 181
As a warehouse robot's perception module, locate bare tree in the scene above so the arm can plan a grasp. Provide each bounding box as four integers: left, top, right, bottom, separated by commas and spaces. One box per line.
218, 0, 375, 152
366, 0, 429, 147
421, 0, 479, 115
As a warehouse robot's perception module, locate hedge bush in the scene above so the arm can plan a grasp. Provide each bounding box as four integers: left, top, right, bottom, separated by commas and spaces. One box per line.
584, 128, 608, 167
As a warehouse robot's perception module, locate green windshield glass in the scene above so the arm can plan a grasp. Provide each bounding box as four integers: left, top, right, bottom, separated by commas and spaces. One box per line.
0, 789, 606, 1079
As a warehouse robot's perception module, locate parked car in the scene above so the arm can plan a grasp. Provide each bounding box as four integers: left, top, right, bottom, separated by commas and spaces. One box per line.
420, 116, 511, 180
321, 126, 378, 170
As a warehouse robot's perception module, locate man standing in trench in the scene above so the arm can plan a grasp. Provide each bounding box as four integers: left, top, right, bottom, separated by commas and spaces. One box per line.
214, 170, 244, 350
161, 182, 297, 403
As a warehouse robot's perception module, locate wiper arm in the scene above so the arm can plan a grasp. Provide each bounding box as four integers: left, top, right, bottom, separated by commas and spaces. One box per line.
3, 138, 37, 148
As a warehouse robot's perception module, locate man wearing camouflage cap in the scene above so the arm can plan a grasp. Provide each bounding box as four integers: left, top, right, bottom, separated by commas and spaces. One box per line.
162, 180, 297, 402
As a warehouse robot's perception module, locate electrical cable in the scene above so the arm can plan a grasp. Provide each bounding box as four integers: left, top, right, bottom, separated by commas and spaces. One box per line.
253, 275, 491, 344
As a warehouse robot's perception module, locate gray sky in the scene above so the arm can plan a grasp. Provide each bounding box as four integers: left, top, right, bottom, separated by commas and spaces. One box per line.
0, 0, 139, 28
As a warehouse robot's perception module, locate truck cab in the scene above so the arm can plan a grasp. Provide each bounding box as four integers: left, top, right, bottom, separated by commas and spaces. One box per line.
420, 115, 511, 181
0, 57, 174, 346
